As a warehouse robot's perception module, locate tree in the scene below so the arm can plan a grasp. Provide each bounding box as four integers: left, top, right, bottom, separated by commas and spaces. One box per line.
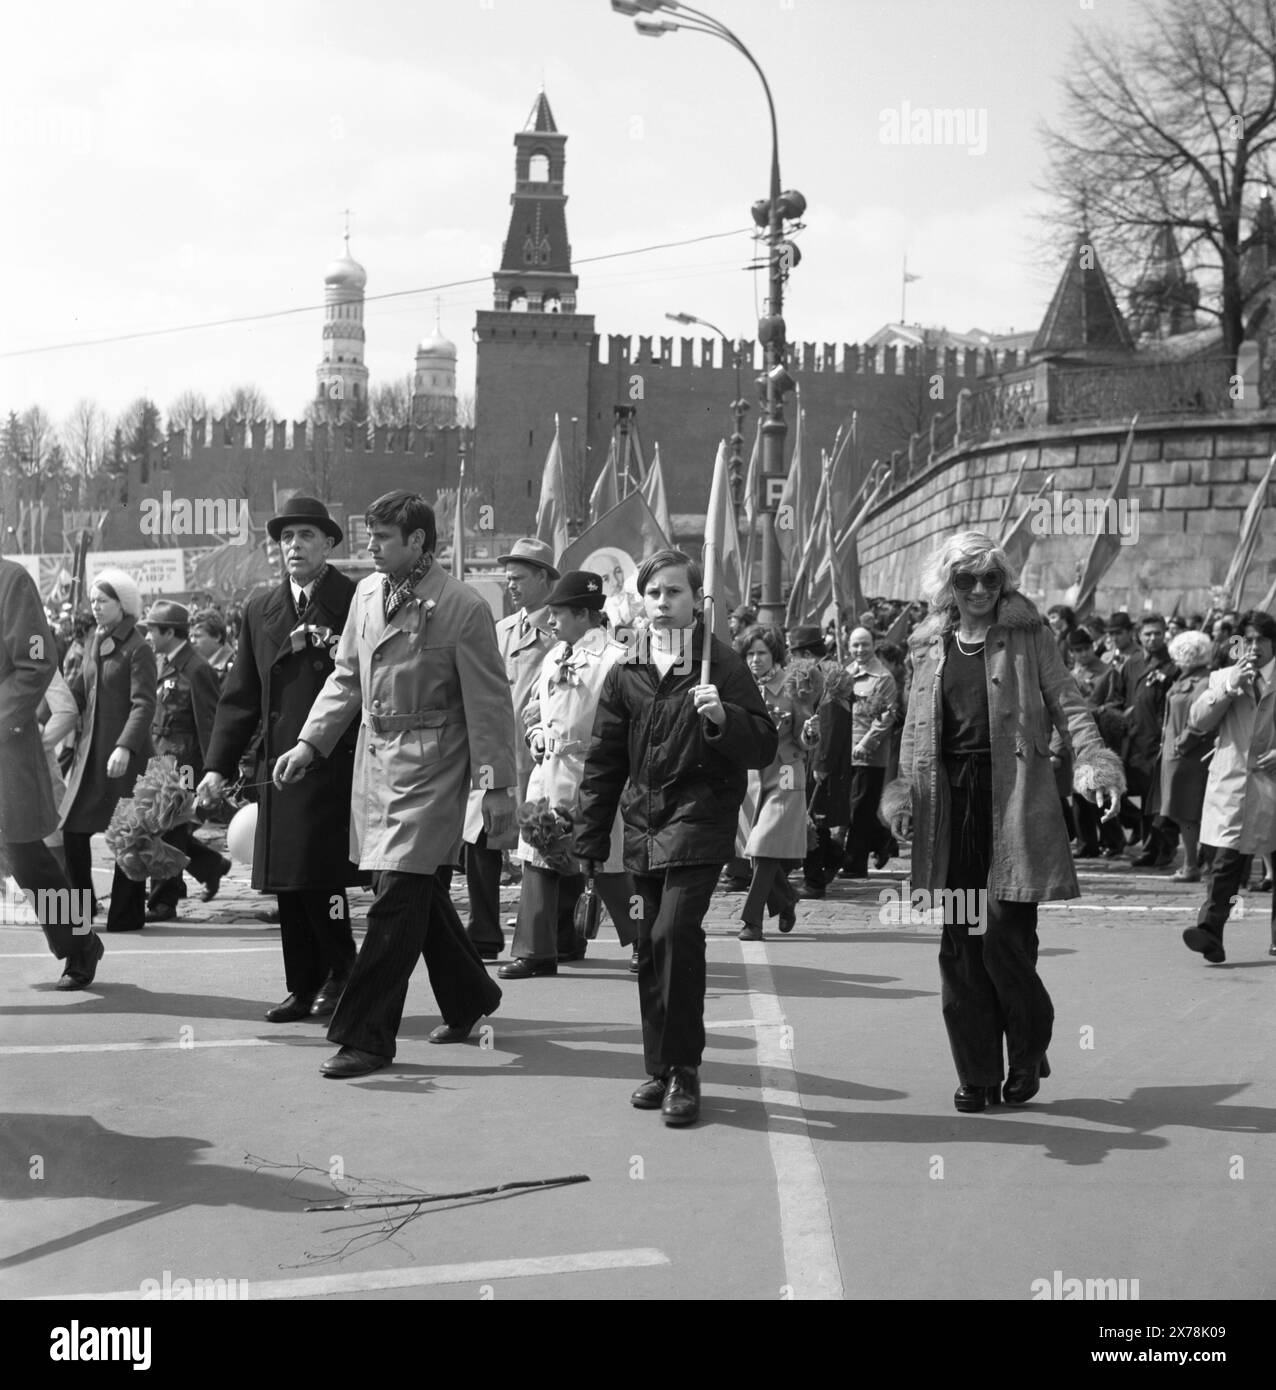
1041, 0, 1276, 364
20, 405, 55, 477
369, 375, 414, 428
166, 390, 209, 435
64, 398, 108, 478
117, 397, 163, 489
216, 384, 274, 422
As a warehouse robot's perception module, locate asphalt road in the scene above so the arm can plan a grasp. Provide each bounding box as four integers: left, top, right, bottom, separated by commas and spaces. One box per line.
3, 835, 1274, 1317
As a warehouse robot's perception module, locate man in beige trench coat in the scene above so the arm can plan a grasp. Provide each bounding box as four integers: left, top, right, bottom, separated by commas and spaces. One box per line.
275, 492, 517, 1078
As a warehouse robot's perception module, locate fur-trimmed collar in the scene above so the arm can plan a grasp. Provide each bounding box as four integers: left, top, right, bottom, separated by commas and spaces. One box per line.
909, 590, 1044, 648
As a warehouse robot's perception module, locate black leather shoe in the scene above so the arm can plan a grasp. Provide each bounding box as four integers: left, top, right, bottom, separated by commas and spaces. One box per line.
54, 933, 105, 991
310, 973, 350, 1017
497, 957, 557, 979
661, 1066, 700, 1126
738, 923, 763, 941
1003, 1056, 1051, 1105
630, 1075, 668, 1109
628, 950, 639, 973
777, 907, 796, 934
428, 998, 501, 1043
953, 1083, 1001, 1113
265, 993, 317, 1022
145, 902, 177, 922
1182, 926, 1226, 963
201, 856, 233, 902
320, 1046, 389, 1078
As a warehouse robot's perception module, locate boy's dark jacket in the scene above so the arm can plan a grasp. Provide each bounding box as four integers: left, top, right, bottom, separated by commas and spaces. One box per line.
574, 622, 779, 871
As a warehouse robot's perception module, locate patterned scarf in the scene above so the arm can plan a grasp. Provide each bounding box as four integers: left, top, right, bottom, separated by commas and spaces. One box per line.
382, 553, 433, 624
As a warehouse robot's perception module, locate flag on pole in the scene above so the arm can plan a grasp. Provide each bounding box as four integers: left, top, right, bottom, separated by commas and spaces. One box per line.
535, 416, 570, 564
702, 441, 744, 645
451, 460, 466, 580
997, 451, 1030, 539
791, 467, 890, 627
1221, 453, 1275, 607
741, 417, 762, 601
1260, 570, 1276, 618
999, 473, 1056, 575
589, 440, 620, 525
881, 603, 911, 647
1071, 416, 1138, 618
641, 443, 674, 541
557, 487, 670, 577
775, 398, 818, 571
784, 462, 830, 628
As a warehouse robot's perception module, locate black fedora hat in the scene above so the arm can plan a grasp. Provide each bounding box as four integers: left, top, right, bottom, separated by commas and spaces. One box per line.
787, 624, 826, 654
267, 496, 342, 543
545, 570, 606, 611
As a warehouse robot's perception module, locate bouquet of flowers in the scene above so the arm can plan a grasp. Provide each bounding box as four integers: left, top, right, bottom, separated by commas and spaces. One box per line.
783, 657, 826, 707
105, 755, 198, 881
516, 796, 579, 874
818, 664, 855, 708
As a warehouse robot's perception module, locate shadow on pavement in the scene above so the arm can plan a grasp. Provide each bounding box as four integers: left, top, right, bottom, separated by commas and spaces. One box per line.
1, 984, 286, 1023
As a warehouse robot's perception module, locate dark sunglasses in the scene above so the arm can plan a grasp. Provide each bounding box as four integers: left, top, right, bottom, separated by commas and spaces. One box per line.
952, 569, 1004, 593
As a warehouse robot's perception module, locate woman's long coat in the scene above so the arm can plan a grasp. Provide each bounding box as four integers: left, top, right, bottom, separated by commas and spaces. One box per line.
60, 617, 156, 835
299, 561, 518, 875
204, 567, 363, 891
744, 666, 812, 860
520, 625, 625, 873
1159, 668, 1213, 826
1187, 669, 1276, 854
0, 558, 61, 844
880, 591, 1125, 902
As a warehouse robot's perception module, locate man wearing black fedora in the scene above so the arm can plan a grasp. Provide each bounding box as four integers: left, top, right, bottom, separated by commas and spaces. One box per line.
198, 497, 361, 1022
141, 599, 230, 922
462, 536, 560, 959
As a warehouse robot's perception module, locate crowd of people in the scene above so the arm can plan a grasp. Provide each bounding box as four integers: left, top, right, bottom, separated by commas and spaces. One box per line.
3, 502, 1274, 1123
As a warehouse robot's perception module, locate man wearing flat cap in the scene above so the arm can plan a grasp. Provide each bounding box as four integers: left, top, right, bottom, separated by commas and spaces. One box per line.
462, 536, 560, 959
142, 599, 230, 921
199, 496, 362, 1022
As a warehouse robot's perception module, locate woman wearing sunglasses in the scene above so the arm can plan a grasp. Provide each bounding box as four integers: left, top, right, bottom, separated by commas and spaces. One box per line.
882, 532, 1125, 1113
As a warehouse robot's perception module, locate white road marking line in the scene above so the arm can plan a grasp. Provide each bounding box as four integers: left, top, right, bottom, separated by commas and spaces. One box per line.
0, 1038, 289, 1056
739, 939, 844, 1301
0, 947, 281, 957
33, 1247, 671, 1300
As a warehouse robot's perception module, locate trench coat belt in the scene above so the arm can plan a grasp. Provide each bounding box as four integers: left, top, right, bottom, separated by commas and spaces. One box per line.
543, 736, 585, 757
363, 707, 461, 734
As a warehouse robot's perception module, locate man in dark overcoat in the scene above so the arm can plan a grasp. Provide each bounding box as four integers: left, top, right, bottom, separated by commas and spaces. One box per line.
143, 600, 231, 921
198, 498, 361, 1021
0, 557, 104, 988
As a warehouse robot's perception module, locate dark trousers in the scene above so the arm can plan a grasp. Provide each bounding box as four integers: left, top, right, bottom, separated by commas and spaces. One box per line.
742, 857, 796, 926
327, 867, 501, 1060
939, 772, 1053, 1086
0, 837, 95, 960
844, 766, 888, 873
1196, 846, 1252, 942
803, 823, 843, 889
464, 832, 505, 953
278, 888, 357, 996
149, 822, 225, 908
511, 865, 585, 961
1072, 793, 1125, 854
631, 864, 720, 1075
63, 830, 144, 932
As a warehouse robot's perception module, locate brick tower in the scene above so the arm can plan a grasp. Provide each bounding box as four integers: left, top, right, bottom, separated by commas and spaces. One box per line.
475, 90, 595, 532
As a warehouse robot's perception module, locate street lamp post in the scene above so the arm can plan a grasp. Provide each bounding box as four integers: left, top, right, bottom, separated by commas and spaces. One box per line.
615, 0, 804, 627
665, 311, 750, 511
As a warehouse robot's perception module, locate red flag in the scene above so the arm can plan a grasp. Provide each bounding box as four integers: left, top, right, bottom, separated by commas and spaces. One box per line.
1222, 453, 1275, 607
999, 472, 1056, 575
703, 441, 744, 644
1071, 416, 1138, 618
775, 401, 818, 572
588, 441, 620, 525
641, 443, 674, 541
557, 487, 670, 578
535, 417, 569, 562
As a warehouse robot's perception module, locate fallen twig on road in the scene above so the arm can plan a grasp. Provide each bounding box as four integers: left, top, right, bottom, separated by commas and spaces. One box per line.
304, 1174, 589, 1212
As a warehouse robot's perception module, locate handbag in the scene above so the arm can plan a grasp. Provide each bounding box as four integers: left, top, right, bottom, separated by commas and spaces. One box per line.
573, 875, 602, 941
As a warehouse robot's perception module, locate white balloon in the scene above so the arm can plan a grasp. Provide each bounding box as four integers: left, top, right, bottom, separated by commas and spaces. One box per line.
226, 803, 258, 867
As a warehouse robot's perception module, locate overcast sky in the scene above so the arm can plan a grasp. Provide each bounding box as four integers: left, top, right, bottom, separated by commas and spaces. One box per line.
1, 0, 1147, 428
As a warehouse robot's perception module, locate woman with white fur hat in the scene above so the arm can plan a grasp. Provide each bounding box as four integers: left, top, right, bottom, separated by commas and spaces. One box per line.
60, 568, 157, 932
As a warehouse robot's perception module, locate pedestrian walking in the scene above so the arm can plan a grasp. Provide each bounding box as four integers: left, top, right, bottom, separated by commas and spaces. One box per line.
735, 624, 818, 941
575, 549, 778, 1125
60, 569, 157, 934
841, 626, 899, 877
501, 570, 637, 978
1159, 630, 1215, 883
274, 491, 513, 1078
463, 538, 559, 959
0, 557, 104, 989
882, 532, 1124, 1114
199, 499, 363, 1022
141, 601, 231, 922
1181, 610, 1276, 964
